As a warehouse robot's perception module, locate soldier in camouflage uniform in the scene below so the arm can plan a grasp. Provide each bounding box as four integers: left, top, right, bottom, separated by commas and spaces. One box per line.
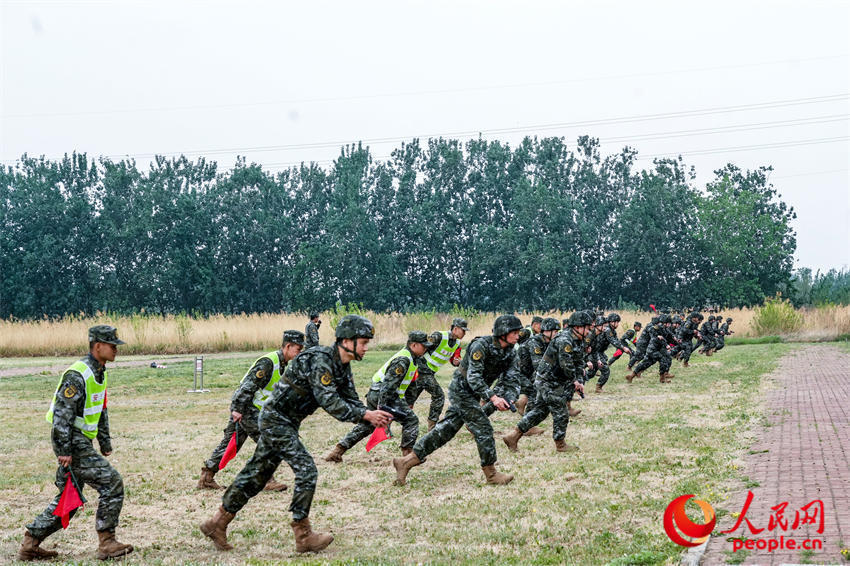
197, 330, 306, 491
627, 314, 676, 383
405, 318, 468, 431
392, 315, 523, 487
19, 325, 134, 562
628, 316, 659, 371
510, 317, 561, 434
697, 315, 717, 355
610, 321, 641, 367
305, 313, 321, 349
502, 310, 593, 453
715, 317, 733, 352
200, 315, 392, 554
586, 313, 633, 393
675, 312, 702, 367
325, 331, 432, 461
527, 316, 543, 336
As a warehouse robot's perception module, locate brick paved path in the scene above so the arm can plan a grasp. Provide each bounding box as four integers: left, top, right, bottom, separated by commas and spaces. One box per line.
702, 345, 850, 565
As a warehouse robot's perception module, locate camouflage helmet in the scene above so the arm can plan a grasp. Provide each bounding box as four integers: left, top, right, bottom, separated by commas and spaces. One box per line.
451, 317, 470, 331
726, 317, 733, 323
688, 311, 701, 319
672, 316, 683, 325
492, 314, 523, 337
595, 316, 607, 326
531, 316, 543, 325
88, 325, 125, 345
567, 311, 594, 327
659, 314, 672, 324
407, 330, 434, 347
633, 321, 642, 328
282, 329, 306, 345
540, 317, 561, 332
335, 314, 375, 340
607, 313, 621, 323
698, 313, 705, 321
517, 328, 532, 344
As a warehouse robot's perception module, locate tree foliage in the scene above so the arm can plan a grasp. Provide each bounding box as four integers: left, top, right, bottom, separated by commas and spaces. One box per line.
1, 137, 799, 319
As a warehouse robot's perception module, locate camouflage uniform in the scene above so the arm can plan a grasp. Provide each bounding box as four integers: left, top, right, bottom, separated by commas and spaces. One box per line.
675, 319, 700, 362
404, 330, 454, 423
222, 345, 368, 521
628, 319, 656, 369
513, 332, 546, 399
715, 320, 731, 351
26, 352, 125, 540
338, 346, 420, 451
515, 328, 585, 440
305, 320, 320, 349
204, 352, 285, 471
610, 327, 638, 366
412, 335, 520, 467
633, 323, 674, 375
586, 326, 630, 387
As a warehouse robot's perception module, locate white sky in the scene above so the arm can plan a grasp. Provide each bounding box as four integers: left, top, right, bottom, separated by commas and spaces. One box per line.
2, 0, 848, 272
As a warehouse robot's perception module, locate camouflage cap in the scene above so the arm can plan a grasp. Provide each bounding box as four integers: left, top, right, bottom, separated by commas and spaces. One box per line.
726, 317, 733, 323
283, 329, 306, 345
451, 317, 470, 331
407, 330, 434, 347
531, 316, 543, 325
88, 325, 125, 345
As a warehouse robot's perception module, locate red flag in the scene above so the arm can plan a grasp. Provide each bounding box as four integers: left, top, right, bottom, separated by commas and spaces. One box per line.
365, 427, 389, 452
649, 304, 657, 312
450, 347, 461, 365
218, 431, 238, 470
411, 370, 419, 382
53, 473, 84, 529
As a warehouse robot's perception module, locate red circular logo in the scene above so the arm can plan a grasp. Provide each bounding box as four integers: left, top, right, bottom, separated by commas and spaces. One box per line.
663, 494, 716, 547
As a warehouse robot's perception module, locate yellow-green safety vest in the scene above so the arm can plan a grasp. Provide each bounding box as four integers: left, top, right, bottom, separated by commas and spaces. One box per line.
423, 331, 457, 372
46, 360, 107, 440
243, 350, 282, 410
372, 348, 417, 399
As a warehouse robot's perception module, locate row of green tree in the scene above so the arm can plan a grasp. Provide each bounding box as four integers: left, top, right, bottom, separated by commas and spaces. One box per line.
789, 268, 850, 306
1, 136, 799, 319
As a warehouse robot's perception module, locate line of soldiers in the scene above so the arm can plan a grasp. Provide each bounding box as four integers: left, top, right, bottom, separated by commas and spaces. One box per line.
19, 310, 733, 560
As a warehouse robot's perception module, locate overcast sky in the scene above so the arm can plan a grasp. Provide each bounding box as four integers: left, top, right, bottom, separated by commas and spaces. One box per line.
2, 0, 848, 273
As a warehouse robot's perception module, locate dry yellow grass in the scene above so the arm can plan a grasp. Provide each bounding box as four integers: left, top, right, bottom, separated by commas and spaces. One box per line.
1, 306, 847, 357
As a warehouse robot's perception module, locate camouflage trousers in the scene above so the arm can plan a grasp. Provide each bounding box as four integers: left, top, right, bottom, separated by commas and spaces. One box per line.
222, 413, 315, 521
628, 341, 648, 368
339, 389, 418, 450
27, 436, 124, 540
676, 340, 695, 362
517, 371, 537, 398
413, 378, 499, 467
634, 348, 672, 374
516, 380, 570, 441
404, 370, 445, 423
586, 353, 611, 386
715, 336, 726, 351
204, 407, 261, 471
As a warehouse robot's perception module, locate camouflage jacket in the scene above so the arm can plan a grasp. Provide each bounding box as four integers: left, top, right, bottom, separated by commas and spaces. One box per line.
263, 345, 366, 426
621, 328, 637, 346
515, 333, 548, 378
305, 322, 320, 348
594, 326, 630, 354
678, 320, 699, 341
231, 350, 285, 415
645, 325, 673, 353
51, 353, 111, 457
453, 335, 521, 402
535, 329, 586, 386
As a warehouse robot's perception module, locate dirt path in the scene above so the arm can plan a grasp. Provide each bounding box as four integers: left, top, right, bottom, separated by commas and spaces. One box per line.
701, 344, 850, 565
0, 352, 255, 378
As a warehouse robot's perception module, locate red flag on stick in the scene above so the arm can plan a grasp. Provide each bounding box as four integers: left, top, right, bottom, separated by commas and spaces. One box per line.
450, 347, 462, 365
219, 423, 239, 470
53, 471, 85, 529
365, 427, 389, 452
649, 304, 657, 312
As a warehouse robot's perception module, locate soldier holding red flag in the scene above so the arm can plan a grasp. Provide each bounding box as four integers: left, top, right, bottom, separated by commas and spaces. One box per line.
19, 325, 134, 561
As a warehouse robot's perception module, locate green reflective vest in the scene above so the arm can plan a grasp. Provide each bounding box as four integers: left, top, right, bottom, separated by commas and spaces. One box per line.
373, 348, 417, 399
423, 331, 458, 372
46, 360, 107, 439
243, 350, 282, 410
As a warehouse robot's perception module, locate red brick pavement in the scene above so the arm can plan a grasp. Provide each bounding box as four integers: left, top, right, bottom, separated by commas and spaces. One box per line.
701, 345, 850, 565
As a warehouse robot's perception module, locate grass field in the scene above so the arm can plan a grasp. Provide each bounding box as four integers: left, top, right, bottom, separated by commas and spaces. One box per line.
0, 342, 792, 565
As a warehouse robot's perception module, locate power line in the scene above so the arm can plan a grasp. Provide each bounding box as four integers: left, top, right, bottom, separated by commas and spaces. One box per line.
636, 136, 849, 159
4, 53, 847, 119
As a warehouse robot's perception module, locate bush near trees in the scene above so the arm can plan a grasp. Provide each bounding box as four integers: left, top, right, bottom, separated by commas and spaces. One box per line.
1, 136, 799, 319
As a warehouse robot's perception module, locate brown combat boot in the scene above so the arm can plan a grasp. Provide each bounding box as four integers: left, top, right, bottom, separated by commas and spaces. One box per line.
515, 394, 529, 415
96, 530, 133, 560
554, 439, 579, 453
663, 372, 675, 380
659, 374, 669, 383
625, 371, 636, 383
567, 401, 581, 417
427, 419, 437, 432
263, 475, 288, 492
291, 517, 333, 553
18, 531, 58, 561
482, 465, 513, 485
200, 505, 235, 551
392, 451, 422, 486
595, 384, 603, 393
322, 444, 346, 463
683, 360, 689, 368
502, 427, 523, 452
197, 466, 224, 490
525, 426, 545, 436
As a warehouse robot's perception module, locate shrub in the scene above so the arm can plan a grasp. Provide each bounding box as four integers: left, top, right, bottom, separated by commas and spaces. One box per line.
752, 294, 802, 336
